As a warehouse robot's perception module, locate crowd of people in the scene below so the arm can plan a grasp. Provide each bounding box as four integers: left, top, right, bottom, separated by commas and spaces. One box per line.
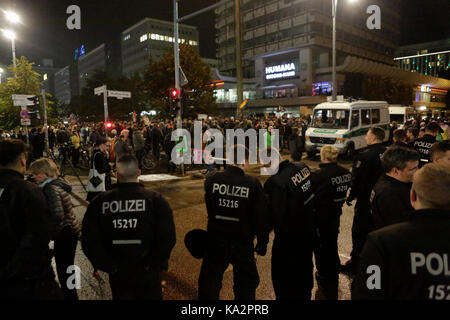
0, 112, 449, 301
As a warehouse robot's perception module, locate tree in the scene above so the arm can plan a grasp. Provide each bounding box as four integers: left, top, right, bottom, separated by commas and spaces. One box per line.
142, 44, 215, 117
0, 56, 54, 130
71, 69, 148, 121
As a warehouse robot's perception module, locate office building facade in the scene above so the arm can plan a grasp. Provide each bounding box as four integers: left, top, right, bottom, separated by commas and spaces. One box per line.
54, 66, 72, 105
121, 17, 199, 77
215, 0, 402, 110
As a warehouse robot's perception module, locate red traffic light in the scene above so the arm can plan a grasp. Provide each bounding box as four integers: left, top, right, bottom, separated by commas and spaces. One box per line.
170, 88, 180, 99
105, 122, 112, 128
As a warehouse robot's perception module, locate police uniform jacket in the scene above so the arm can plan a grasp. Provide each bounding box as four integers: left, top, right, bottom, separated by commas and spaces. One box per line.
409, 134, 436, 167
311, 162, 351, 220
348, 143, 386, 202
82, 182, 176, 273
370, 174, 413, 230
204, 165, 270, 246
0, 169, 54, 284
352, 209, 450, 300
264, 160, 314, 241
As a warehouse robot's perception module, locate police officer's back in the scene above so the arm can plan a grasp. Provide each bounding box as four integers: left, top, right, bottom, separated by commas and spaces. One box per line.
409, 122, 439, 167
311, 146, 351, 299
0, 139, 61, 299
264, 150, 315, 300
353, 163, 450, 299
199, 145, 270, 300
82, 154, 176, 300
344, 127, 386, 272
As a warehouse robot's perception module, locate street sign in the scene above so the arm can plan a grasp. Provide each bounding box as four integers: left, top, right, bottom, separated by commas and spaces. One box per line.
20, 109, 30, 119
107, 90, 131, 99
20, 118, 31, 126
94, 85, 106, 95
179, 67, 188, 86
12, 94, 35, 106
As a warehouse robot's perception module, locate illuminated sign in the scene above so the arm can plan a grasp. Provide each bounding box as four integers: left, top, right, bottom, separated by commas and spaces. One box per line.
420, 85, 431, 93
74, 45, 86, 60
265, 63, 296, 80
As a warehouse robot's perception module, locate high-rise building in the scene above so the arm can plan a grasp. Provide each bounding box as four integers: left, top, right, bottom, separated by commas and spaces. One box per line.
54, 66, 72, 105
121, 17, 199, 77
215, 0, 401, 105
78, 44, 106, 95
395, 38, 450, 78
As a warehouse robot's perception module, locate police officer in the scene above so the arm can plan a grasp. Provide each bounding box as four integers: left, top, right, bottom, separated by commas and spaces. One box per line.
430, 141, 450, 169
82, 154, 176, 300
409, 122, 439, 167
311, 146, 351, 300
0, 139, 62, 299
343, 127, 386, 273
264, 150, 315, 300
352, 163, 450, 299
198, 144, 270, 300
371, 146, 420, 230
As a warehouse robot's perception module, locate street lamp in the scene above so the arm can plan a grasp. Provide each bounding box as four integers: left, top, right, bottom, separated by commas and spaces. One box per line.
332, 0, 357, 101
5, 11, 20, 24
2, 29, 17, 71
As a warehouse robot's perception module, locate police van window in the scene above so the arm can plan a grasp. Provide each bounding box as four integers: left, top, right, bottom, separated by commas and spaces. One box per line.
361, 109, 371, 125
371, 109, 380, 124
312, 109, 350, 129
351, 110, 360, 128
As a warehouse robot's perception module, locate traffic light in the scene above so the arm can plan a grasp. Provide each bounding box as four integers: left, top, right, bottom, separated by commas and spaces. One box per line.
105, 122, 112, 129
170, 88, 180, 102
27, 95, 40, 119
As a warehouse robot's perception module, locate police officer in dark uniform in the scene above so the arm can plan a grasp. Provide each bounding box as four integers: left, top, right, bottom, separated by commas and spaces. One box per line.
0, 139, 62, 299
198, 145, 270, 300
370, 146, 419, 230
82, 154, 176, 300
343, 127, 386, 273
409, 122, 439, 168
353, 163, 450, 299
264, 150, 315, 300
311, 146, 351, 299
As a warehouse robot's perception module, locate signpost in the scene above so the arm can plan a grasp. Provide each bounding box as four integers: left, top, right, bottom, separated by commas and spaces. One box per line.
12, 94, 38, 145
108, 90, 131, 99
94, 86, 131, 137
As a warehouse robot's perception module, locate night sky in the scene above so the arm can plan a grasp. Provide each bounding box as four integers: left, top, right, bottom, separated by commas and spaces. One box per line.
0, 0, 448, 70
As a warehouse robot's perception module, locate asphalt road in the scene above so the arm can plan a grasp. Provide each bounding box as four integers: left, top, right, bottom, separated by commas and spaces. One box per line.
62, 155, 355, 300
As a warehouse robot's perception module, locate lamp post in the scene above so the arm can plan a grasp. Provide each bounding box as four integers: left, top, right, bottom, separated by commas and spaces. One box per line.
332, 0, 357, 101
2, 29, 17, 73
3, 11, 20, 75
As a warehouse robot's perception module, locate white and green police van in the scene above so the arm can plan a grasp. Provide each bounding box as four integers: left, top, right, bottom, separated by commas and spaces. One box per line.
305, 101, 390, 159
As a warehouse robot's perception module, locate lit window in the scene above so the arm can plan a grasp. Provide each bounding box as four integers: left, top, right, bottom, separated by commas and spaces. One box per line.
168, 37, 173, 42
156, 34, 160, 40
43, 73, 48, 81
189, 40, 193, 45
164, 36, 169, 42
181, 39, 185, 44
140, 34, 148, 42
151, 33, 156, 40
124, 34, 130, 41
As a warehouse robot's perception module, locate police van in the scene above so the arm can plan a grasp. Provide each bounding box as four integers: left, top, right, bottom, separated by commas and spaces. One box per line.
305, 100, 390, 159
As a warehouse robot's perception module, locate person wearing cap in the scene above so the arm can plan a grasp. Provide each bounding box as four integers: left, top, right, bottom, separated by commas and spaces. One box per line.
86, 137, 113, 202
264, 148, 315, 300
352, 163, 450, 300
198, 144, 270, 300
82, 155, 175, 300
311, 145, 352, 300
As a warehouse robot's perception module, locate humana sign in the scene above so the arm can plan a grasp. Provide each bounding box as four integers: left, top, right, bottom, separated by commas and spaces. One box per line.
265, 63, 296, 80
